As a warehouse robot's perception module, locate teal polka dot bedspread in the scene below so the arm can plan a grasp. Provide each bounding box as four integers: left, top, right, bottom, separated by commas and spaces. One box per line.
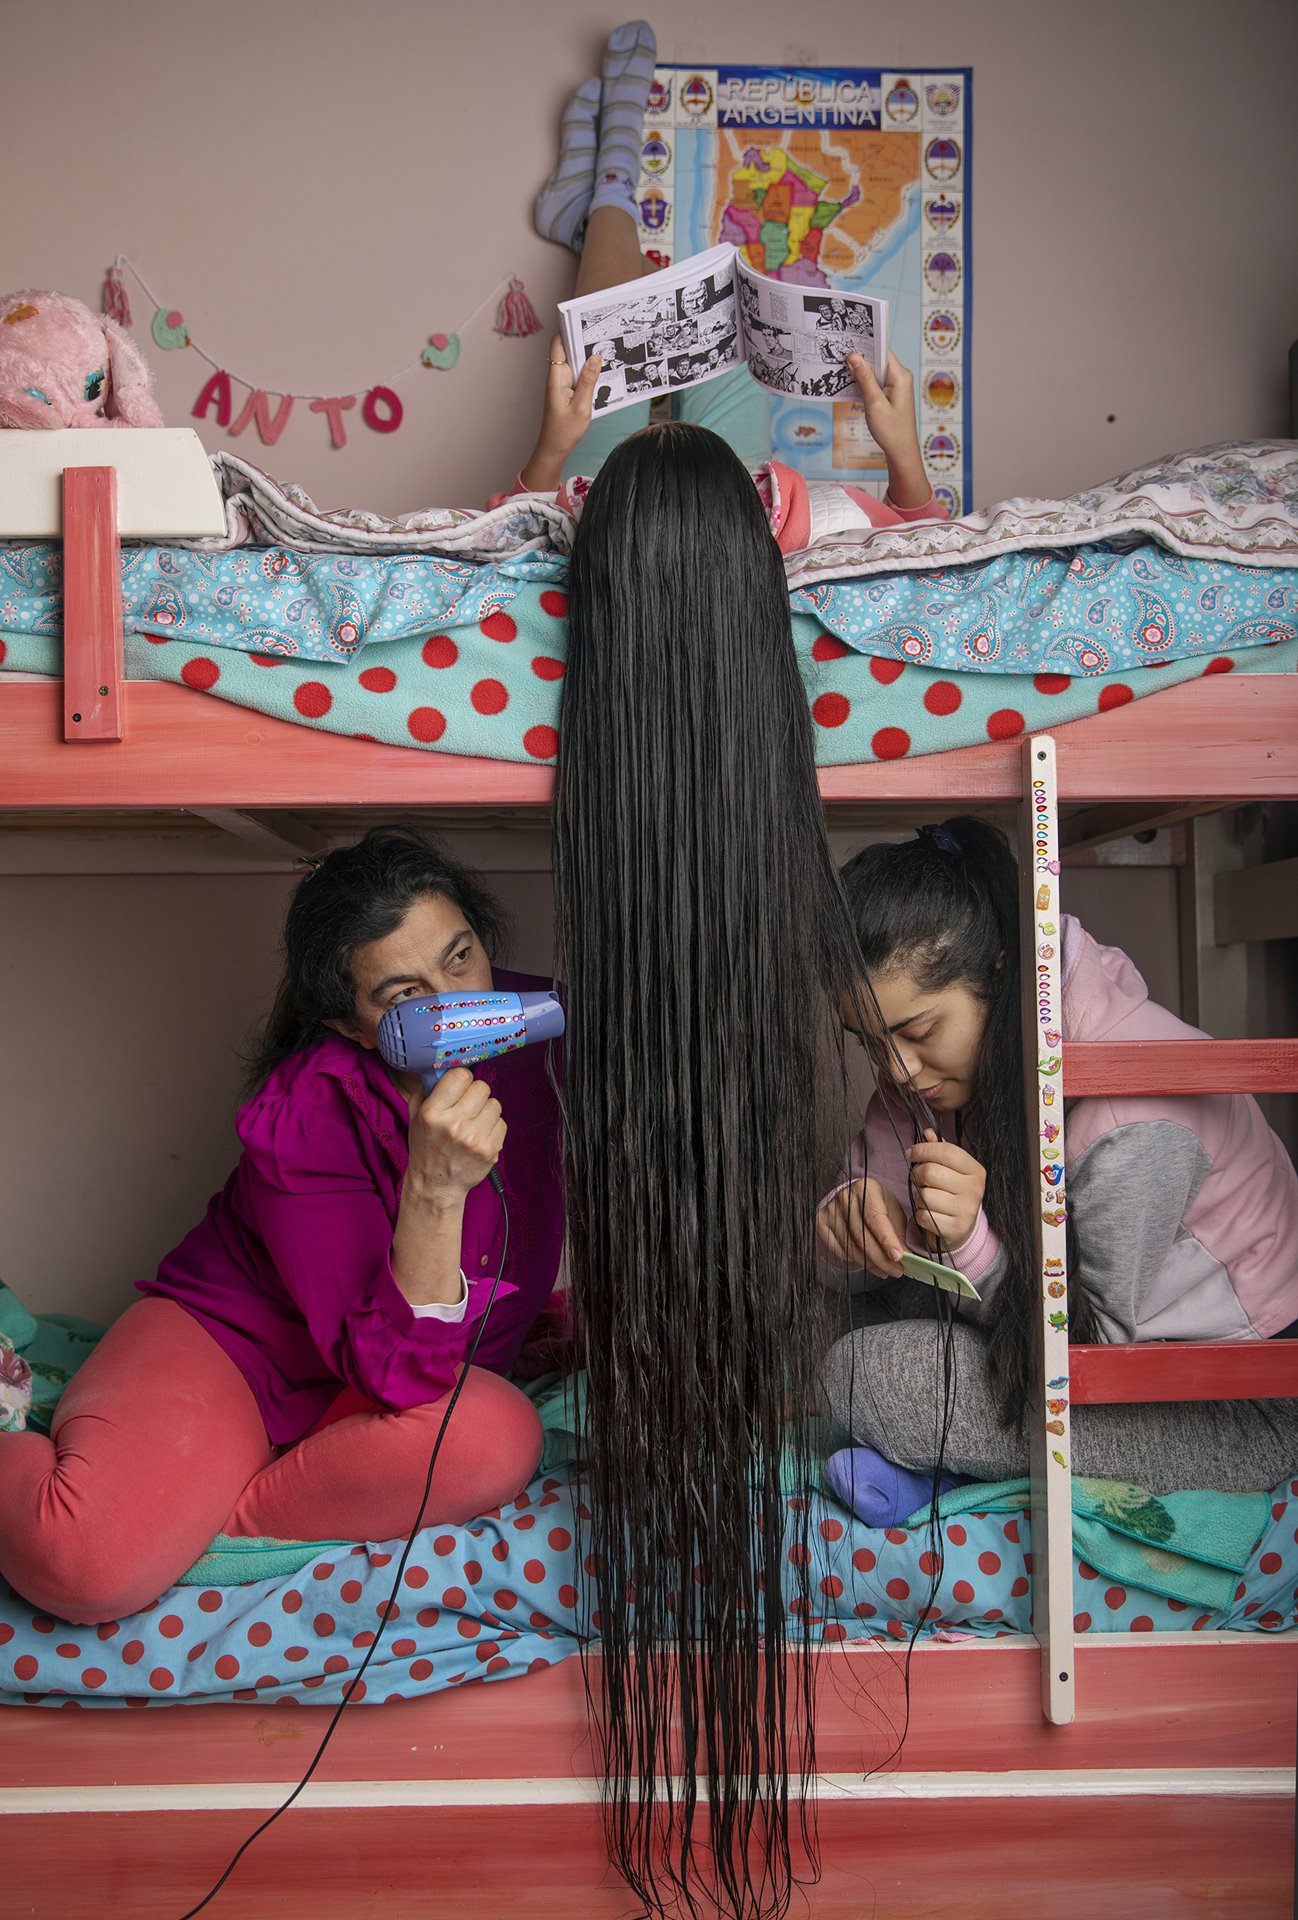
1, 1462, 1293, 1710
2, 581, 1294, 767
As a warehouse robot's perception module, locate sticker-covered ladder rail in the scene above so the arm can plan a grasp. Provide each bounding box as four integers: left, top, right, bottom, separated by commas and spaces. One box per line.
1022, 735, 1298, 1728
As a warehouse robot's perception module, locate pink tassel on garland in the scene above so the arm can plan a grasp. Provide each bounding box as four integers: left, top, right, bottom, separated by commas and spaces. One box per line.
495, 277, 542, 339
102, 263, 132, 329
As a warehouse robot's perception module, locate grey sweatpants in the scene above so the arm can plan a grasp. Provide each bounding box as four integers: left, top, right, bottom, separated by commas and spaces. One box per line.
822, 1316, 1298, 1495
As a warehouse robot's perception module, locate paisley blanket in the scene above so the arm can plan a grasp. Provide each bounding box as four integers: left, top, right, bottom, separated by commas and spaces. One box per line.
88, 437, 1298, 577
1, 537, 1294, 681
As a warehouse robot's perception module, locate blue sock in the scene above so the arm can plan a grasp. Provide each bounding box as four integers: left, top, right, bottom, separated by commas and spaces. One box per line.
824, 1445, 965, 1529
589, 20, 657, 220
535, 77, 602, 252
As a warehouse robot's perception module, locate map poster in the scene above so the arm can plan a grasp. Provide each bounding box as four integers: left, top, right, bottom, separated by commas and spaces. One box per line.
640, 65, 972, 513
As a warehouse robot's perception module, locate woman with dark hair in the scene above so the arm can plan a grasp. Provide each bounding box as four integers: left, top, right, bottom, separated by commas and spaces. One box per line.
554, 418, 871, 1919
819, 816, 1298, 1509
0, 828, 562, 1623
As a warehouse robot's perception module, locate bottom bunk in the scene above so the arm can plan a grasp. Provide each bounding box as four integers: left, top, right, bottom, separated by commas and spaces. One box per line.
4, 1634, 1293, 1917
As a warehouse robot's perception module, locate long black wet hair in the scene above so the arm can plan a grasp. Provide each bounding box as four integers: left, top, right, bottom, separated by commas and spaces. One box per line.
839, 816, 1097, 1427
244, 826, 507, 1094
554, 422, 875, 1918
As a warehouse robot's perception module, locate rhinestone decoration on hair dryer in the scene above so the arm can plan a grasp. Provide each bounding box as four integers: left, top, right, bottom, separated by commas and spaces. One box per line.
377, 990, 564, 1093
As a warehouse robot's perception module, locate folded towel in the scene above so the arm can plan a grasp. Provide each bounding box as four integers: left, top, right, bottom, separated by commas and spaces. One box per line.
910, 1474, 1269, 1611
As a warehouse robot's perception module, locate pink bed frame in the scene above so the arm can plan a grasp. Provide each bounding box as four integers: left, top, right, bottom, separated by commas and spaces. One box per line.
2, 465, 1297, 1915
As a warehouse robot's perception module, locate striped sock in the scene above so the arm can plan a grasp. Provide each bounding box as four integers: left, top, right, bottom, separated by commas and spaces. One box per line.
589, 19, 657, 219
534, 77, 602, 252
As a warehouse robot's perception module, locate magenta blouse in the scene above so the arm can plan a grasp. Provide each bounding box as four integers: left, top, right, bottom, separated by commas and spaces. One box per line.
139, 969, 565, 1446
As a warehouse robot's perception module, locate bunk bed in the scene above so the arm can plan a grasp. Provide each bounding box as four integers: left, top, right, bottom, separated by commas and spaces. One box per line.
2, 442, 1297, 1918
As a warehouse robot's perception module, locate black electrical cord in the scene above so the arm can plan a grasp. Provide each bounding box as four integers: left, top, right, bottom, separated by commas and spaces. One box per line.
175, 1169, 509, 1920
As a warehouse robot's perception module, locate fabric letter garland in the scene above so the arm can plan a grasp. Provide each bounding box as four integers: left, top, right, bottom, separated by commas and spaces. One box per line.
102, 254, 542, 450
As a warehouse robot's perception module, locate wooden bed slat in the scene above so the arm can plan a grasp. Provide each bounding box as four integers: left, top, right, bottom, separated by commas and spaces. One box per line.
60, 468, 123, 744
2, 673, 1296, 810
8, 1793, 1292, 1920
1063, 1038, 1298, 1097
5, 1638, 1294, 1788
1069, 1341, 1298, 1405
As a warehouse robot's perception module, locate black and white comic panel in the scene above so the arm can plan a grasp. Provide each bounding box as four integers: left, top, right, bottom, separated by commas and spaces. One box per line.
577, 269, 742, 412
739, 266, 882, 400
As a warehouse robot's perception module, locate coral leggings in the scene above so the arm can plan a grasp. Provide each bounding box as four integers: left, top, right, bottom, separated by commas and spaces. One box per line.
0, 1298, 543, 1624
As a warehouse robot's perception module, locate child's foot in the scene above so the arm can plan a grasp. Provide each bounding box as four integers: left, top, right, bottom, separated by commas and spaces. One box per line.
535, 76, 603, 252
824, 1444, 965, 1529
589, 19, 657, 220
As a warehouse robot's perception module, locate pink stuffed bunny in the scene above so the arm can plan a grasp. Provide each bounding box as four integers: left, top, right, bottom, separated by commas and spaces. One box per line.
0, 289, 164, 428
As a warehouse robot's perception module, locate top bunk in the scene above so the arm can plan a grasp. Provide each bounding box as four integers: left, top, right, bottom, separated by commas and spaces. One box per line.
3, 427, 1297, 818
3, 669, 1297, 812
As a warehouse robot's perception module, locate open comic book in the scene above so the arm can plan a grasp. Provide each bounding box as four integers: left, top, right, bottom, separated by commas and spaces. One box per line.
558, 244, 887, 419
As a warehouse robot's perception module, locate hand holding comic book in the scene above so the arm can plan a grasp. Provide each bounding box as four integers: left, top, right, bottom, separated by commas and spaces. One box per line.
518, 336, 604, 494
846, 351, 933, 510
558, 244, 889, 418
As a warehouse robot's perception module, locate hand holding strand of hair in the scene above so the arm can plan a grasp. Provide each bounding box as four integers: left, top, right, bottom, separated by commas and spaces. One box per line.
906, 1131, 987, 1252
817, 1175, 907, 1278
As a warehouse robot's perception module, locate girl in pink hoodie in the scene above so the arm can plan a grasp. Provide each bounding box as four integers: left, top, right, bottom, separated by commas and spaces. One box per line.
818, 817, 1298, 1499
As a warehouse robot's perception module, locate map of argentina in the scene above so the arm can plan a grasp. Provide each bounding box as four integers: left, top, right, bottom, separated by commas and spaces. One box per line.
643, 65, 972, 510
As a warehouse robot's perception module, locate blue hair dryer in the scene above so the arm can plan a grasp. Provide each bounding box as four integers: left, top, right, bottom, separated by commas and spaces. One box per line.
377, 989, 564, 1095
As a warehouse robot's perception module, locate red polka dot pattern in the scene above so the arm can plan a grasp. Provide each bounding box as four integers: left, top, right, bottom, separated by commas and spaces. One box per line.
923, 680, 961, 716
8, 1477, 1289, 1707
531, 655, 566, 681
470, 678, 508, 716
407, 706, 446, 744
985, 708, 1024, 740
422, 634, 458, 669
1097, 683, 1134, 711
1033, 673, 1071, 695
812, 692, 850, 728
872, 727, 910, 760
479, 611, 517, 643
358, 666, 397, 693
869, 657, 905, 685
181, 657, 219, 691
539, 590, 568, 618
523, 725, 558, 760
811, 633, 852, 662
293, 681, 332, 719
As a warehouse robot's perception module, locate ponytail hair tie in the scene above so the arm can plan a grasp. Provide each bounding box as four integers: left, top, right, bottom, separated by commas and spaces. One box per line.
917, 824, 963, 855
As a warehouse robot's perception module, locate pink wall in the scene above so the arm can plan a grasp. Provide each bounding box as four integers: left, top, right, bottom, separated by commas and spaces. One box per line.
3, 3, 1294, 1320
1, 867, 557, 1322
6, 0, 1297, 516
0, 857, 1183, 1324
